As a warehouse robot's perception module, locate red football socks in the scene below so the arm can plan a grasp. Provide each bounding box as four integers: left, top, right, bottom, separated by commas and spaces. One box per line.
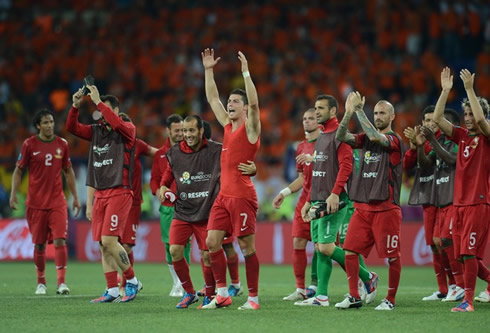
387, 258, 401, 305
104, 271, 118, 289
54, 245, 67, 285
432, 252, 448, 295
227, 254, 240, 284
210, 249, 228, 289
34, 249, 46, 285
201, 258, 216, 297
173, 258, 194, 294
445, 246, 464, 288
293, 249, 307, 289
345, 254, 360, 299
463, 257, 477, 305
245, 252, 260, 297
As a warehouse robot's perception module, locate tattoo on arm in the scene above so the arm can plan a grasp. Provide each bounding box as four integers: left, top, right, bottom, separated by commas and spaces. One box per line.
355, 110, 390, 147
119, 251, 130, 265
336, 112, 356, 146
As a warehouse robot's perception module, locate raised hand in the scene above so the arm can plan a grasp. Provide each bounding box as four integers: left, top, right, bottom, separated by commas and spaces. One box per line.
441, 67, 453, 91
351, 91, 365, 111
459, 68, 475, 91
403, 127, 417, 145
201, 48, 221, 69
72, 88, 83, 108
420, 126, 435, 143
86, 85, 101, 105
414, 126, 426, 146
345, 92, 355, 115
238, 51, 249, 73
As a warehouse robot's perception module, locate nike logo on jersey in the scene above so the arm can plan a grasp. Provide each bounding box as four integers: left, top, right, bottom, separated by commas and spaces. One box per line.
468, 246, 475, 250
33, 151, 41, 155
240, 227, 248, 232
387, 249, 396, 253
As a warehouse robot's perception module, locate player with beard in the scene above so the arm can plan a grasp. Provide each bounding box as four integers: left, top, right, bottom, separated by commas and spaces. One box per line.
150, 114, 191, 297
336, 92, 403, 311
10, 109, 81, 295
432, 68, 490, 312
273, 108, 321, 301
202, 48, 261, 310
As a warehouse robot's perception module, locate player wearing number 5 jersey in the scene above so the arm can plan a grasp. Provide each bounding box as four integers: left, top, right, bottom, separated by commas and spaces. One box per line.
10, 109, 80, 296
67, 86, 140, 303
336, 92, 404, 311
202, 48, 261, 310
433, 68, 490, 312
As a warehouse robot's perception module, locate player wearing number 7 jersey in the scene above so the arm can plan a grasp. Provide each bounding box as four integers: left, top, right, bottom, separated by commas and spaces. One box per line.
10, 109, 81, 296
433, 68, 490, 312
336, 92, 404, 311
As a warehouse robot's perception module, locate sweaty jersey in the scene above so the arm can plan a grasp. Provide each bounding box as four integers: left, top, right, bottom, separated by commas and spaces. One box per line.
296, 139, 316, 205
150, 139, 177, 208
16, 135, 71, 209
219, 122, 260, 199
449, 126, 490, 206
132, 139, 150, 205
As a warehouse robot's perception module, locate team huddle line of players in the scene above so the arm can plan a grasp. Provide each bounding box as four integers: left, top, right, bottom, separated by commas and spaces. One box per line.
9, 50, 489, 312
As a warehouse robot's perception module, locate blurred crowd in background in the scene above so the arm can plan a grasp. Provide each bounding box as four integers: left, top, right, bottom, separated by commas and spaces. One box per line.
0, 0, 489, 220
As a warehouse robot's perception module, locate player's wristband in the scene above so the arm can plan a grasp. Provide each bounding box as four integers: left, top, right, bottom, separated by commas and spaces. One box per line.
280, 187, 292, 197
242, 71, 250, 78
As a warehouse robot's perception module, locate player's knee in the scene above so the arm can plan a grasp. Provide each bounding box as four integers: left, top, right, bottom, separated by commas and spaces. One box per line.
206, 236, 220, 252
53, 238, 65, 247
293, 237, 307, 249
35, 243, 46, 251
169, 245, 184, 261
319, 243, 335, 257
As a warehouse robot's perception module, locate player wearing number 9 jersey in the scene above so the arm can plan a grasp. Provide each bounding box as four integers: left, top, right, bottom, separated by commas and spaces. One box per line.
10, 109, 80, 296
433, 67, 490, 312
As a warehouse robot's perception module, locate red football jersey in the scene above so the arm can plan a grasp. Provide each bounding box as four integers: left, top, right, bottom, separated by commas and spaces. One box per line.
450, 126, 490, 206
132, 139, 150, 205
150, 139, 177, 207
296, 139, 316, 204
16, 135, 71, 209
219, 123, 260, 199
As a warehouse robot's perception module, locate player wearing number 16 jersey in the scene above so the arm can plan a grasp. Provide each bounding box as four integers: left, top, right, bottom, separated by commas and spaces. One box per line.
10, 109, 81, 296
433, 68, 490, 312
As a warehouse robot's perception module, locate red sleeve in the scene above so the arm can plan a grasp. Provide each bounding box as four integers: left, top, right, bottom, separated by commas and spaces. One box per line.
332, 142, 353, 195
150, 149, 163, 195
66, 107, 92, 140
139, 139, 151, 156
296, 142, 304, 172
160, 157, 175, 188
16, 140, 30, 169
61, 138, 72, 170
449, 125, 465, 143
98, 102, 135, 147
353, 133, 366, 149
403, 148, 417, 170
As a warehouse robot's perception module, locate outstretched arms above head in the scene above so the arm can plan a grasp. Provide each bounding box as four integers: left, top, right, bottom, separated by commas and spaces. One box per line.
202, 48, 229, 127
336, 91, 357, 146
433, 67, 455, 137
238, 51, 261, 142
460, 69, 490, 137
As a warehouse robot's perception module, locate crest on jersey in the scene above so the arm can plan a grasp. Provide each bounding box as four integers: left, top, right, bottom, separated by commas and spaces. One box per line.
55, 147, 63, 159
470, 137, 479, 149
180, 171, 191, 184
93, 144, 111, 156
363, 150, 382, 164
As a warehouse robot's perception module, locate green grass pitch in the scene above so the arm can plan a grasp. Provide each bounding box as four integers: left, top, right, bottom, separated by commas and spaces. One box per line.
1, 262, 489, 332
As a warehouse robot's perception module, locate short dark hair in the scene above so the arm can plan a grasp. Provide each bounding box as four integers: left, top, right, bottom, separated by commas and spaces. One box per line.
33, 108, 55, 129
100, 95, 120, 109
184, 114, 203, 130
119, 112, 132, 122
203, 120, 212, 139
461, 97, 489, 117
166, 114, 183, 129
422, 105, 435, 118
230, 88, 248, 105
444, 108, 460, 125
316, 94, 338, 111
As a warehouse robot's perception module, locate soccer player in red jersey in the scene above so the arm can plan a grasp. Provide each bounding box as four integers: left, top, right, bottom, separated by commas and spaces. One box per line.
336, 92, 403, 310
10, 109, 81, 295
272, 108, 320, 301
403, 107, 457, 301
432, 68, 490, 312
202, 48, 261, 310
150, 114, 189, 297
67, 86, 140, 303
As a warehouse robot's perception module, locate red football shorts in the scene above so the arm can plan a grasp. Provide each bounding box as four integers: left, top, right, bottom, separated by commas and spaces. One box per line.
120, 203, 141, 245
455, 204, 490, 259
169, 219, 208, 250
92, 193, 132, 242
223, 235, 235, 245
436, 205, 457, 240
208, 194, 258, 238
26, 204, 68, 244
422, 205, 438, 246
343, 207, 402, 258
292, 197, 311, 240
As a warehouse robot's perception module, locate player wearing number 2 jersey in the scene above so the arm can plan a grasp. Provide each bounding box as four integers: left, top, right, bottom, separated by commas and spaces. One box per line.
202, 48, 261, 310
10, 109, 80, 296
433, 67, 490, 312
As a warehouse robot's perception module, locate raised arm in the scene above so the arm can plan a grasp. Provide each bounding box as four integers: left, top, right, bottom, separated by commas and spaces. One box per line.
433, 67, 455, 137
202, 48, 229, 127
336, 91, 357, 146
420, 126, 457, 166
351, 92, 390, 147
67, 88, 92, 140
460, 69, 490, 137
238, 51, 261, 143
63, 166, 81, 217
